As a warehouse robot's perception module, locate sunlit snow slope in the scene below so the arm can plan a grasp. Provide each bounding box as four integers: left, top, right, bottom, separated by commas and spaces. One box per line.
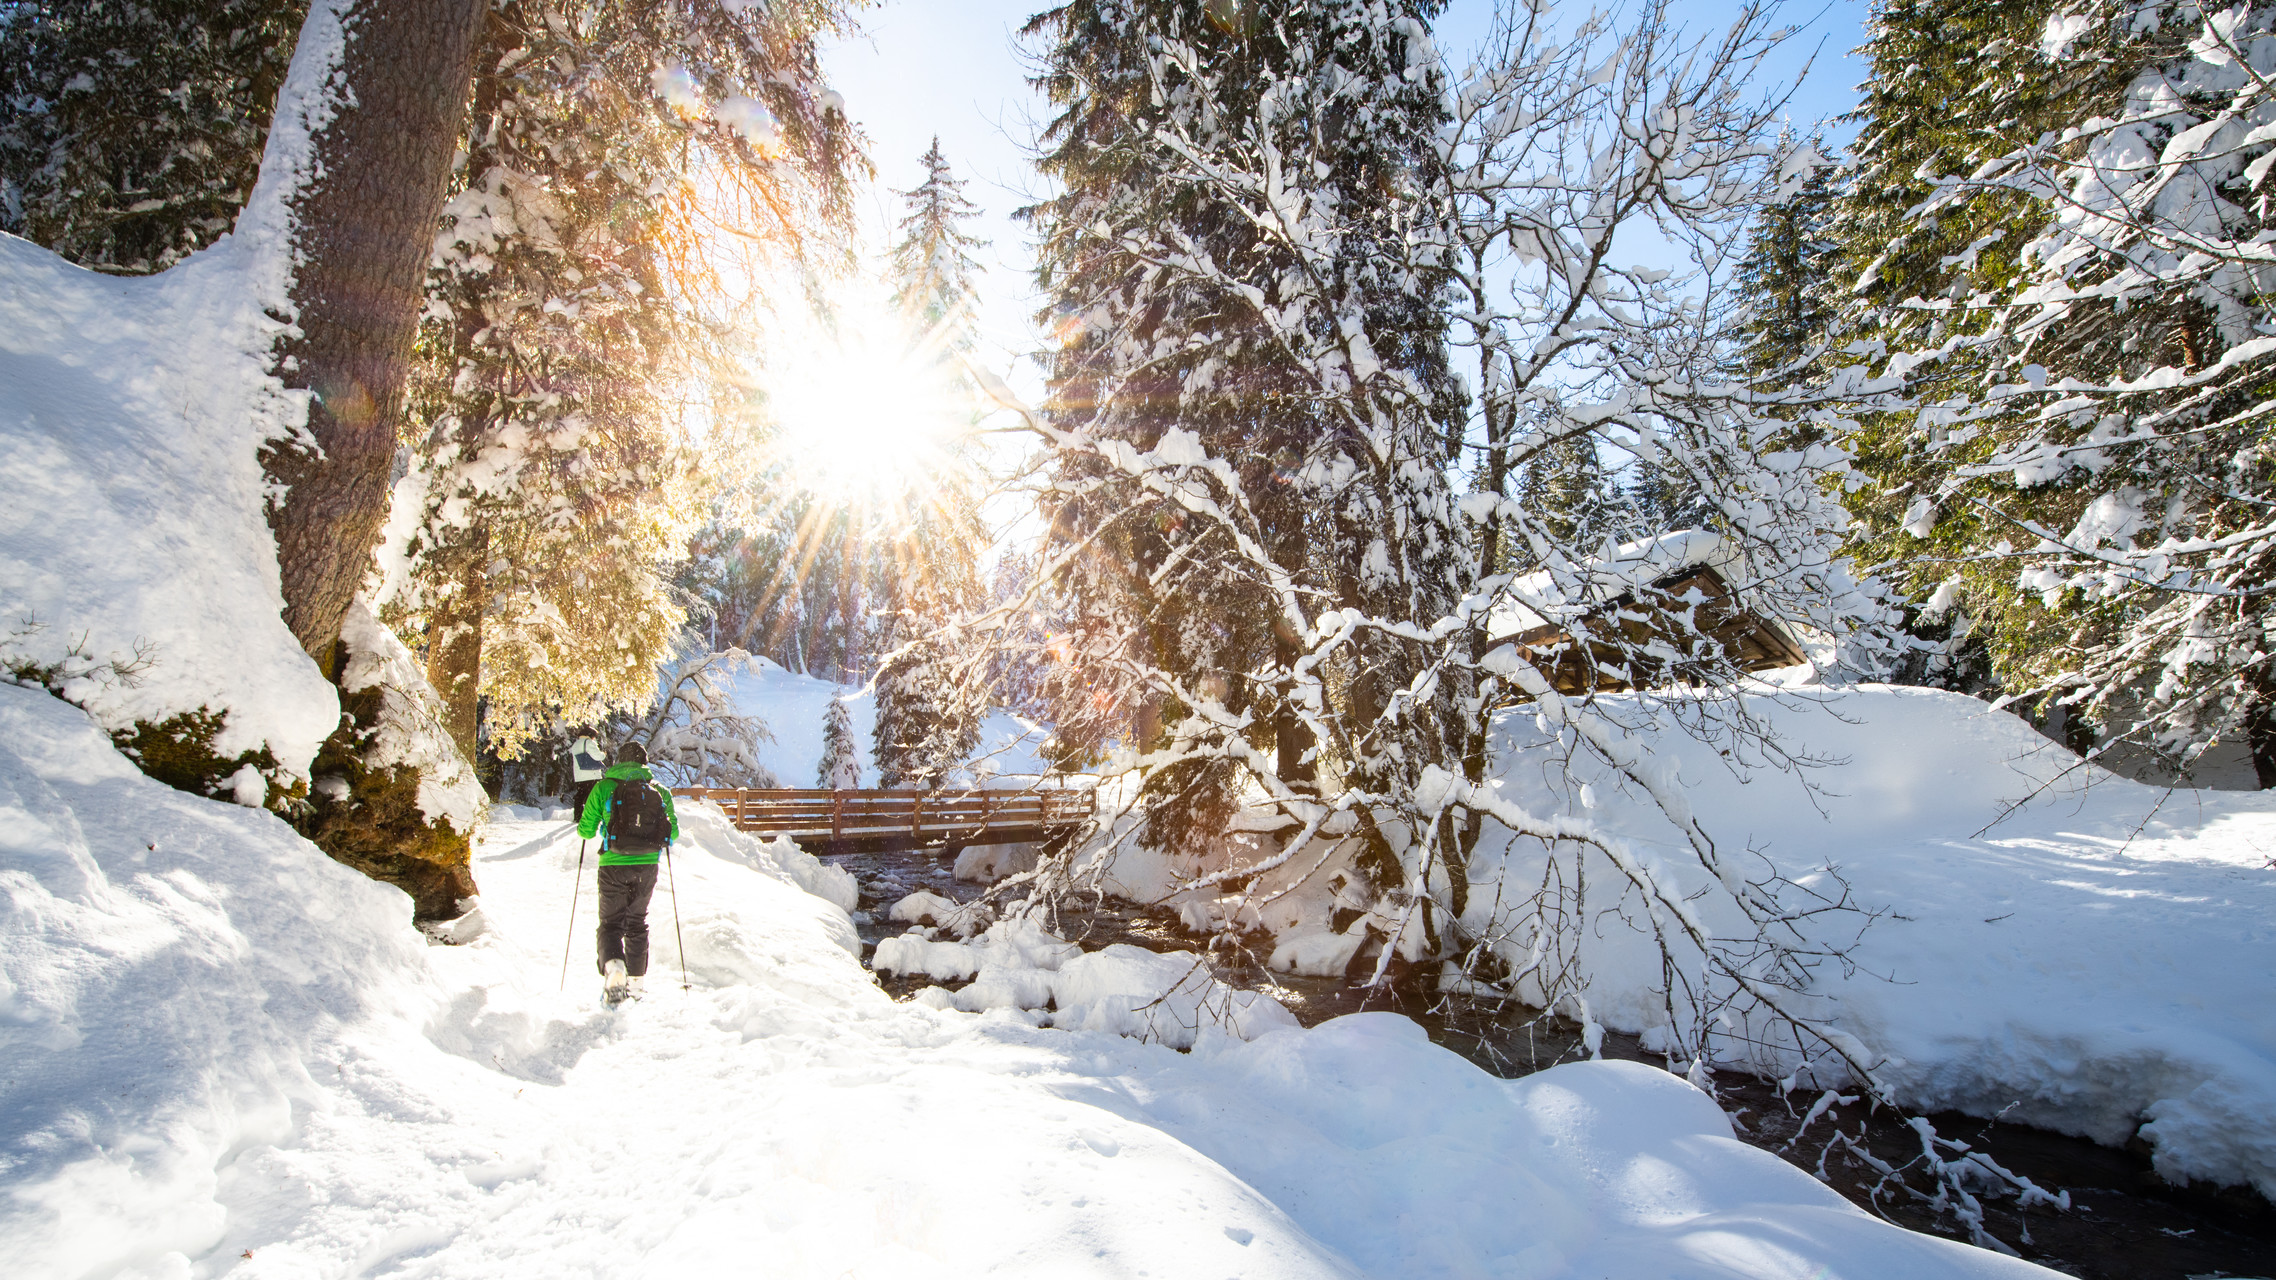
0, 681, 2054, 1278
1470, 686, 2276, 1197
724, 657, 1055, 788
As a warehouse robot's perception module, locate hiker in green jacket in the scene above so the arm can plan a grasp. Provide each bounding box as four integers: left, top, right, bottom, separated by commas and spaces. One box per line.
577, 742, 679, 1002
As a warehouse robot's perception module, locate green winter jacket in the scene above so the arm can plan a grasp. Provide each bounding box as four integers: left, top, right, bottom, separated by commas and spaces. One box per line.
578, 763, 679, 865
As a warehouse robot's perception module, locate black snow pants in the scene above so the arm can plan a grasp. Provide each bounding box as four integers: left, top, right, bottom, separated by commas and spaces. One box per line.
595, 863, 660, 977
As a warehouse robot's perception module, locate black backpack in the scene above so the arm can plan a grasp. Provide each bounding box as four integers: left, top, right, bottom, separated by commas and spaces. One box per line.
607, 778, 669, 853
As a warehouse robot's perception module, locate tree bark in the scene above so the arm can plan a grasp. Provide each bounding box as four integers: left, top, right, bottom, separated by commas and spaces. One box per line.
2250, 694, 2276, 790
265, 0, 485, 664
425, 529, 488, 764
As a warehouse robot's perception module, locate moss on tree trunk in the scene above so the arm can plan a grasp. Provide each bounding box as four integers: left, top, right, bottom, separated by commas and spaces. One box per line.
298, 681, 476, 920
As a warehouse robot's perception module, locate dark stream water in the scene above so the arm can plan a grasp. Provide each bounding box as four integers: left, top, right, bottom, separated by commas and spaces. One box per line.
836, 847, 2274, 1279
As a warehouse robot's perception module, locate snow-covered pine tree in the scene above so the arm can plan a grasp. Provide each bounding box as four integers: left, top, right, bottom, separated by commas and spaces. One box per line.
1825, 0, 2090, 706
1838, 0, 2276, 780
869, 138, 989, 790
817, 695, 861, 789
983, 551, 1058, 720
1001, 0, 1906, 1085
888, 137, 987, 367
1733, 144, 1991, 694
1732, 157, 1842, 384
871, 628, 980, 789
1511, 435, 1624, 559
0, 0, 306, 273
1022, 0, 1478, 893
384, 0, 859, 762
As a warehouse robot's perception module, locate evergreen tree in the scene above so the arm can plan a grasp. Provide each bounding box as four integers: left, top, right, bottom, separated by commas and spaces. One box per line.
871, 631, 978, 788
888, 137, 987, 364
869, 138, 990, 788
1513, 435, 1622, 555
0, 0, 305, 274
1622, 456, 1713, 539
1732, 158, 1841, 381
383, 0, 858, 761
1835, 0, 2276, 779
1024, 0, 1472, 876
817, 695, 861, 789
984, 550, 1058, 720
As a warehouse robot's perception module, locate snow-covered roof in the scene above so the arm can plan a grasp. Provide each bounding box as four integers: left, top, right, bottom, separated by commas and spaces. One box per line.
1485, 530, 1738, 641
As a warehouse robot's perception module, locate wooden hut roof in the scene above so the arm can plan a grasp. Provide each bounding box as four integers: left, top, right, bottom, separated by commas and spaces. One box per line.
1484, 532, 1808, 696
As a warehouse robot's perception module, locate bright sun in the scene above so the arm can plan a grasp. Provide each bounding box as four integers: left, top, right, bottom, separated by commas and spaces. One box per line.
765, 297, 964, 509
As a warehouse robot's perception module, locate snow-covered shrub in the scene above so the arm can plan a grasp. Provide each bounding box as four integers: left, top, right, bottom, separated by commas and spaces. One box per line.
619, 640, 779, 789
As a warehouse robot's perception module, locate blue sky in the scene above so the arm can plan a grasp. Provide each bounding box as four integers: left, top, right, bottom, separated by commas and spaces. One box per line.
820, 0, 1873, 380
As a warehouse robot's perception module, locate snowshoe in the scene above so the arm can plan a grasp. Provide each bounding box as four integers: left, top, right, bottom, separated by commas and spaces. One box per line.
601, 959, 630, 1006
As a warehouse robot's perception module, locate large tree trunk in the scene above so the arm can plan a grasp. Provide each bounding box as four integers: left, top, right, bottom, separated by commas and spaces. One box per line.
425, 528, 488, 764
2250, 694, 2276, 791
265, 0, 485, 665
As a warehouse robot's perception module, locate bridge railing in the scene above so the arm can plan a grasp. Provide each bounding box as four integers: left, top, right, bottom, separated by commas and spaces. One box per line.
669, 785, 1095, 847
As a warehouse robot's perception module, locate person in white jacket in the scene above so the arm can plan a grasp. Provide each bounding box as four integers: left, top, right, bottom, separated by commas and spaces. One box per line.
568, 729, 608, 815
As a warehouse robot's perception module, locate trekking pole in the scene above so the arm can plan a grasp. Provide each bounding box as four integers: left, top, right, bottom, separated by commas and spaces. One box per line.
663, 843, 690, 992
559, 838, 587, 991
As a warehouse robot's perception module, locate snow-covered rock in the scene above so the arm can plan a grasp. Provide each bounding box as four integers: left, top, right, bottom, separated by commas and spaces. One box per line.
887, 887, 990, 936
1268, 927, 1366, 978
334, 599, 486, 834
1050, 943, 1301, 1049
952, 839, 1039, 882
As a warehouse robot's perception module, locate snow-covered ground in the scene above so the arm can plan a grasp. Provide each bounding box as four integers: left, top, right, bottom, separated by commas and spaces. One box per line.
723, 657, 1055, 788
0, 227, 333, 778
1474, 687, 2276, 1197
2, 680, 2057, 1278
1119, 684, 2276, 1199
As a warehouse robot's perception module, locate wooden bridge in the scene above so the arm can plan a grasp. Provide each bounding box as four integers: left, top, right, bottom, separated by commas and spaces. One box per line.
670, 786, 1096, 855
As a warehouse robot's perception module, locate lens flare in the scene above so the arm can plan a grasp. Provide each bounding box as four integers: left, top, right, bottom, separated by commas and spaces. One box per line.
764, 296, 965, 511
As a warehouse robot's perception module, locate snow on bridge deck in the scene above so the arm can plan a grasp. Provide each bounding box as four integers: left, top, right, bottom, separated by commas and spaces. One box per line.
671, 786, 1095, 854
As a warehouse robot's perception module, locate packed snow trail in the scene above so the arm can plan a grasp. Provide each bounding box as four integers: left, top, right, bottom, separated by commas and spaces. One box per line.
1, 684, 2056, 1278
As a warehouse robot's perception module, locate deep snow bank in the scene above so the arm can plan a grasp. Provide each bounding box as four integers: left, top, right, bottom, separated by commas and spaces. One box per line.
1472, 686, 2276, 1196
0, 232, 335, 777
1134, 684, 2276, 1197
2, 682, 2053, 1277
0, 683, 428, 1276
